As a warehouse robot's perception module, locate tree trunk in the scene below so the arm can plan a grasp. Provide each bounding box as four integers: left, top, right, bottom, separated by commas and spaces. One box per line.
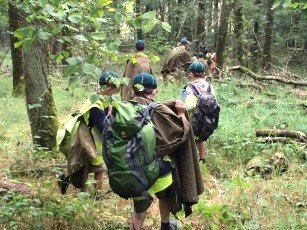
213, 0, 219, 48
233, 0, 244, 65
24, 37, 59, 150
207, 0, 213, 32
262, 0, 274, 71
250, 0, 261, 72
136, 0, 143, 40
216, 0, 231, 68
8, 2, 24, 96
195, 0, 206, 49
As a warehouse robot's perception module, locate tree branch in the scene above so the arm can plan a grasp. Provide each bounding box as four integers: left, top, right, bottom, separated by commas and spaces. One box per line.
230, 65, 307, 86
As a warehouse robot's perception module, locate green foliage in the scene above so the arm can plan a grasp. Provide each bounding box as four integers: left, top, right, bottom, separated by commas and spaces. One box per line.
8, 0, 171, 80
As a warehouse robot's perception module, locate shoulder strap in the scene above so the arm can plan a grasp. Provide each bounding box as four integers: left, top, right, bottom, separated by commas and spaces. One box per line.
188, 83, 201, 97
206, 84, 212, 94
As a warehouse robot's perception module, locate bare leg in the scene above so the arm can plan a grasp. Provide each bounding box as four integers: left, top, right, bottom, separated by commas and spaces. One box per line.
198, 141, 206, 160
130, 211, 147, 230
94, 170, 103, 195
159, 198, 170, 223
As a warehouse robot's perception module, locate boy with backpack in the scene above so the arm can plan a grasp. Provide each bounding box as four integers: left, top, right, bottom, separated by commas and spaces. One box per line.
127, 72, 204, 230
57, 71, 121, 196
180, 62, 220, 162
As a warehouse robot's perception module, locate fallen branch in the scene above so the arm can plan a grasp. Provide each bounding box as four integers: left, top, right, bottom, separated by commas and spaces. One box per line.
230, 65, 307, 87
255, 129, 307, 142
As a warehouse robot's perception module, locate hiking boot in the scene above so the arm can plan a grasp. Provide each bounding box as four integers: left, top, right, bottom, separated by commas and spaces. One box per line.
57, 174, 69, 195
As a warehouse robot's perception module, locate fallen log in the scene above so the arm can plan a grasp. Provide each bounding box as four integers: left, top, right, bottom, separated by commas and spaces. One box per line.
255, 129, 307, 142
0, 179, 32, 194
230, 65, 307, 87
258, 137, 305, 145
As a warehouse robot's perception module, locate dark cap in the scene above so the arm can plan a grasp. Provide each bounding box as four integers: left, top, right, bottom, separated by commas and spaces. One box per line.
180, 37, 190, 45
135, 40, 145, 50
132, 72, 157, 90
99, 71, 119, 85
188, 62, 205, 73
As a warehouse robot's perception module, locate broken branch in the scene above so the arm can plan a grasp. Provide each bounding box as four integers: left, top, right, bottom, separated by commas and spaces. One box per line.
230, 65, 307, 86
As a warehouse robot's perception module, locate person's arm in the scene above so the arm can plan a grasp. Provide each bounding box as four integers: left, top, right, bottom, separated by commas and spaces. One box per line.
88, 107, 106, 133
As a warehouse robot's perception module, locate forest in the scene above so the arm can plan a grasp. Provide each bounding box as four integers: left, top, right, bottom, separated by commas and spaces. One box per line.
0, 0, 306, 229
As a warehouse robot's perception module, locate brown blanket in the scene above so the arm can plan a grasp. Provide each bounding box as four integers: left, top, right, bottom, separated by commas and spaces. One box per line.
132, 96, 204, 214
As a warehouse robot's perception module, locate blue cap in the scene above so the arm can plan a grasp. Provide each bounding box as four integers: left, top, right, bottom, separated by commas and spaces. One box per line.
180, 37, 189, 45
99, 71, 119, 85
132, 72, 157, 90
135, 40, 145, 50
188, 62, 205, 73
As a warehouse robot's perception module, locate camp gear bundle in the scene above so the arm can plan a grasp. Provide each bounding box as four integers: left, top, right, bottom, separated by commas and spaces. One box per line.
188, 83, 220, 141
103, 101, 160, 200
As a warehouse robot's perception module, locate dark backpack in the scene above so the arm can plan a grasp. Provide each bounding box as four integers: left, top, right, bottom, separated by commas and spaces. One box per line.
188, 83, 220, 141
103, 101, 160, 200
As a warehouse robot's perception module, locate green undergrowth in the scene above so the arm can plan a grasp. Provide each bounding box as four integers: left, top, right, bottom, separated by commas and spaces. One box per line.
0, 68, 306, 229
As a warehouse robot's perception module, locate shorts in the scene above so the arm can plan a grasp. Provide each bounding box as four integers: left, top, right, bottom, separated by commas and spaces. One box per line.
88, 163, 106, 173
133, 185, 171, 213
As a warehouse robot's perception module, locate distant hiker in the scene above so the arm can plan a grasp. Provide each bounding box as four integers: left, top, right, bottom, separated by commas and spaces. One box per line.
161, 37, 191, 81
180, 62, 219, 162
57, 71, 121, 197
130, 72, 204, 230
121, 40, 153, 100
200, 45, 217, 76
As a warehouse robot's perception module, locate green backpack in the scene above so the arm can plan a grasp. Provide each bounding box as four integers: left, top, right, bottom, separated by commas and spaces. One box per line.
103, 101, 160, 200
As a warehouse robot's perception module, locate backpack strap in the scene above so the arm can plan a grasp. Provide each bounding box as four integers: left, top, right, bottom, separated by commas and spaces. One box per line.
188, 83, 201, 97
206, 84, 212, 95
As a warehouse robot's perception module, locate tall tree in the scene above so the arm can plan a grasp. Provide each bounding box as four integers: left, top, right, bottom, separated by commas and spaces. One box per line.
136, 0, 143, 39
233, 0, 244, 65
216, 0, 232, 68
8, 2, 24, 96
195, 0, 206, 49
213, 0, 219, 48
250, 0, 261, 71
262, 0, 274, 71
24, 36, 59, 150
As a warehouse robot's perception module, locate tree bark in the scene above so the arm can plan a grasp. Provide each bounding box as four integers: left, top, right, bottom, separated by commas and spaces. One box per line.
216, 0, 231, 68
250, 0, 261, 71
24, 37, 59, 150
195, 0, 206, 49
262, 0, 274, 71
213, 0, 219, 48
135, 0, 143, 40
230, 65, 307, 86
8, 2, 24, 96
256, 129, 306, 142
233, 0, 244, 65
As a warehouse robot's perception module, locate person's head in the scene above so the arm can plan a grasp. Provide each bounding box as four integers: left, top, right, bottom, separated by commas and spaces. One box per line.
188, 62, 205, 79
180, 37, 190, 49
98, 71, 120, 95
197, 52, 204, 59
135, 40, 145, 51
132, 72, 158, 98
199, 44, 207, 54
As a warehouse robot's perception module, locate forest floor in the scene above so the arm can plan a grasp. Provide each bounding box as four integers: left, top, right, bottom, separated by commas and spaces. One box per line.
0, 50, 306, 229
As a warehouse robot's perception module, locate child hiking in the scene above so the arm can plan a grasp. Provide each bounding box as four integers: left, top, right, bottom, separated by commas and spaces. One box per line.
180, 62, 219, 162
129, 72, 204, 230
57, 71, 121, 197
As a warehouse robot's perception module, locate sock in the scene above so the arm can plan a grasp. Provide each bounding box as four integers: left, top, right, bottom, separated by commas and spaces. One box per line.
161, 222, 170, 230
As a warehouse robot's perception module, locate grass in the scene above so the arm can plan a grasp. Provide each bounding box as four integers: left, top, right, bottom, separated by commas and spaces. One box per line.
0, 52, 306, 229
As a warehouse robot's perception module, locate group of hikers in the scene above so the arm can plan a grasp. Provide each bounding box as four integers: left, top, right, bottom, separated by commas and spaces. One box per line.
57, 37, 220, 230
